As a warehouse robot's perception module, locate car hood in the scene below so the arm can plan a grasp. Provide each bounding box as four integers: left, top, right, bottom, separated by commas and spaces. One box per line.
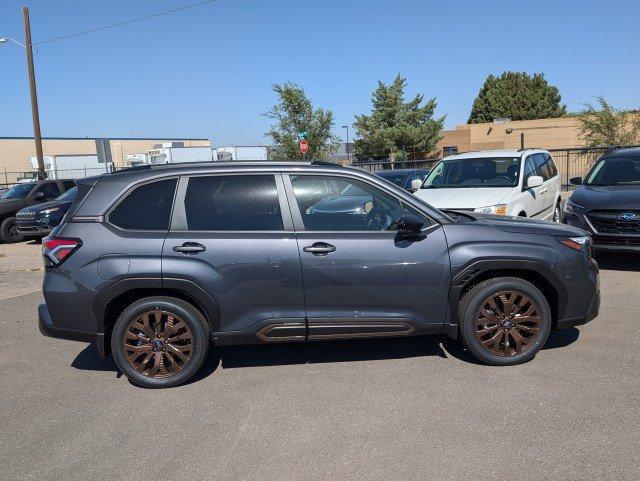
570, 185, 640, 211
415, 187, 510, 209
310, 195, 372, 214
447, 210, 588, 238
0, 199, 27, 213
19, 200, 72, 214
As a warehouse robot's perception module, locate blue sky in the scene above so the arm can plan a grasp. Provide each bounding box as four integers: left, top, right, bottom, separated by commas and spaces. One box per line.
1, 0, 638, 146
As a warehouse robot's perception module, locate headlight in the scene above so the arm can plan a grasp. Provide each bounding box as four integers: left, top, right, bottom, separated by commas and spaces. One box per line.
474, 204, 507, 216
564, 199, 585, 216
41, 207, 60, 215
557, 236, 590, 252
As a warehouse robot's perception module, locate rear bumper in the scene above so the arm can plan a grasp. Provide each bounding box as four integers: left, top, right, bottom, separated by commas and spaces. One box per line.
38, 303, 106, 356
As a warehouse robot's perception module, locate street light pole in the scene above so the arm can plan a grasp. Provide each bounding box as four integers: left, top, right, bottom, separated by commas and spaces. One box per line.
22, 6, 46, 180
342, 125, 350, 162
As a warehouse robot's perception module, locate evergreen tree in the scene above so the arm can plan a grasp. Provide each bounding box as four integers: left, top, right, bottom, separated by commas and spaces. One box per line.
354, 75, 445, 161
263, 82, 340, 160
468, 72, 566, 123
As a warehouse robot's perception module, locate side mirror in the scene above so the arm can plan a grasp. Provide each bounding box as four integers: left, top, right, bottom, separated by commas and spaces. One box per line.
33, 192, 45, 201
396, 214, 424, 239
527, 175, 544, 188
570, 176, 582, 186
410, 179, 423, 192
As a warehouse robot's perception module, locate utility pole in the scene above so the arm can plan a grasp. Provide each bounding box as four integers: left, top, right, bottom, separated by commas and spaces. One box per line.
22, 6, 46, 179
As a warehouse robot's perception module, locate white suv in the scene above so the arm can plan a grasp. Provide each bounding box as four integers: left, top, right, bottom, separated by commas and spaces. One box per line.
413, 149, 562, 221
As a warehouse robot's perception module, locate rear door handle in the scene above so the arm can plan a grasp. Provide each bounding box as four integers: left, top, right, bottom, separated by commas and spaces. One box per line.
172, 242, 206, 255
303, 242, 336, 256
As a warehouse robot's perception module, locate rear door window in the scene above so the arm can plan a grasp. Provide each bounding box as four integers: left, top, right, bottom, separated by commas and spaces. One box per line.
109, 178, 177, 231
183, 175, 284, 231
62, 180, 76, 190
544, 153, 558, 178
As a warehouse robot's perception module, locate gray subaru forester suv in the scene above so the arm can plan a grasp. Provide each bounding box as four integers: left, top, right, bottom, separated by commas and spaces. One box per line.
39, 161, 600, 388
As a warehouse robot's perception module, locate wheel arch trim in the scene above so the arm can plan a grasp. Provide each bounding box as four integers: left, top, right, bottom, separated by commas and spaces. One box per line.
446, 258, 567, 333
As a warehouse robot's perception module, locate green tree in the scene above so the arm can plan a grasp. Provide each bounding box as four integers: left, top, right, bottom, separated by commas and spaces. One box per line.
263, 82, 340, 160
468, 72, 566, 123
353, 74, 445, 161
577, 96, 640, 146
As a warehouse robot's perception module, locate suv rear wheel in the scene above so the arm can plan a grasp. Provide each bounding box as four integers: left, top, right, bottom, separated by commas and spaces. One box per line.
458, 277, 551, 365
111, 296, 210, 388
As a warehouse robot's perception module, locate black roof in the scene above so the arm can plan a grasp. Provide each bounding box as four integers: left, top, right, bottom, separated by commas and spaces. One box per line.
607, 147, 640, 157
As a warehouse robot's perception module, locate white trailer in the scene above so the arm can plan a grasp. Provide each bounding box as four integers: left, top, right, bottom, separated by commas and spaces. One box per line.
30, 154, 111, 179
147, 146, 215, 164
216, 146, 268, 161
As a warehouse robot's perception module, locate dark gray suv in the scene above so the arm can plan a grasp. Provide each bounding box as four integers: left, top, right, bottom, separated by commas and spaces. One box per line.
39, 161, 600, 388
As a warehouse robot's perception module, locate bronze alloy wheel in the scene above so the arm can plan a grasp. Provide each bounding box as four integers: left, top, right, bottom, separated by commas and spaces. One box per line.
474, 290, 542, 357
123, 309, 194, 378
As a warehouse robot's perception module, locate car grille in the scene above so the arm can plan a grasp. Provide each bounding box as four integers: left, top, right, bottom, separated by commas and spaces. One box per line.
586, 210, 640, 235
17, 211, 37, 221
592, 235, 640, 247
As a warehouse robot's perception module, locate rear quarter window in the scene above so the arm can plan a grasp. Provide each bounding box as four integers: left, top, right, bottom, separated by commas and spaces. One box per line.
109, 178, 177, 231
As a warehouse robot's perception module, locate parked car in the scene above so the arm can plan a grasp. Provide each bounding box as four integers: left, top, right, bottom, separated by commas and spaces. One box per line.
563, 148, 640, 251
0, 179, 76, 243
414, 149, 562, 221
16, 186, 77, 238
375, 169, 430, 192
39, 161, 599, 388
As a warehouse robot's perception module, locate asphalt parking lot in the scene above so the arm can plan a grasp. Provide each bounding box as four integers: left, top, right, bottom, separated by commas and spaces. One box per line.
0, 241, 639, 480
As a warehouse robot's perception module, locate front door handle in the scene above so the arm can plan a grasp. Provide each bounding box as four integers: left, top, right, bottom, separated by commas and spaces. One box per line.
172, 242, 206, 255
303, 242, 336, 256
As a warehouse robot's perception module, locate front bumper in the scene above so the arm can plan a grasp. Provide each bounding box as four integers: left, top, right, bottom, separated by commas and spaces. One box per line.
38, 303, 106, 356
556, 286, 600, 329
16, 219, 54, 236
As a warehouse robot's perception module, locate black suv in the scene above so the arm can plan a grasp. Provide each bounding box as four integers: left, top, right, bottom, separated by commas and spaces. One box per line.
39, 161, 600, 388
564, 148, 640, 251
0, 179, 76, 243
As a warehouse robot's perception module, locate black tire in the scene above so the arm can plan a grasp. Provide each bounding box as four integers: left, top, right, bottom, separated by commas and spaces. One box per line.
458, 277, 552, 366
111, 296, 211, 388
0, 217, 26, 243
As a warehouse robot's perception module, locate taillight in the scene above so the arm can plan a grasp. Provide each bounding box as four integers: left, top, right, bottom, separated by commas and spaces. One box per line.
42, 236, 82, 267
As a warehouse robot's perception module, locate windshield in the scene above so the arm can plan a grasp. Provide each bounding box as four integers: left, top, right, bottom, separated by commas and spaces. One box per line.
376, 171, 407, 187
0, 183, 36, 200
56, 187, 77, 201
422, 157, 521, 189
586, 157, 640, 186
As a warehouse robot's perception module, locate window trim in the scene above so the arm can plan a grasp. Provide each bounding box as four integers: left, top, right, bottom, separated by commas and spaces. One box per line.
282, 172, 436, 234
105, 176, 179, 233
169, 172, 292, 233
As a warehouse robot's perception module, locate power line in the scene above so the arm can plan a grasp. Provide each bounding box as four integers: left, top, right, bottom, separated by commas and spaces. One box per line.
35, 0, 218, 46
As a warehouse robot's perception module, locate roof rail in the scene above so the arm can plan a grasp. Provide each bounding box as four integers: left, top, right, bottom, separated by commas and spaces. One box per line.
310, 160, 342, 167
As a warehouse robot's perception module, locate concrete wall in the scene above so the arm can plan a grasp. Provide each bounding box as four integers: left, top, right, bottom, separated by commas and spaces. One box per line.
0, 137, 211, 183
437, 117, 585, 154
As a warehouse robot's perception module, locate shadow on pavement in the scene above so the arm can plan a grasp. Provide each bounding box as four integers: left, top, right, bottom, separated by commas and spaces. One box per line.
70, 328, 580, 382
595, 252, 640, 271
442, 326, 581, 365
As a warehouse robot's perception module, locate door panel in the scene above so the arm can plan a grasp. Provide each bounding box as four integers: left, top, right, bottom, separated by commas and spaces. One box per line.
523, 155, 546, 218
286, 173, 451, 334
296, 229, 451, 330
162, 174, 305, 335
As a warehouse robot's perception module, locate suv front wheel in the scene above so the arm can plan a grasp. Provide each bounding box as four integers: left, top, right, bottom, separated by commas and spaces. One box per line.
111, 296, 211, 388
458, 277, 552, 365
